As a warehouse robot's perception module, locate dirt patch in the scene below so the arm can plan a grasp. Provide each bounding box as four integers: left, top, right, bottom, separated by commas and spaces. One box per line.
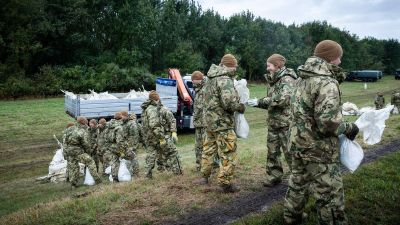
162, 139, 400, 225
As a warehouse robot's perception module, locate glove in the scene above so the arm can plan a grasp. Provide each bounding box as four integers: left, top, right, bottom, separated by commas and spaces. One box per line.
247, 98, 258, 107
237, 103, 246, 114
345, 123, 359, 141
159, 138, 167, 147
172, 132, 178, 143
118, 150, 125, 158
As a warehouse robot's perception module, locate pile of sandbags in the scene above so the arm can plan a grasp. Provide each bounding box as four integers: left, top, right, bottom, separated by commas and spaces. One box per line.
86, 90, 118, 100
124, 88, 149, 99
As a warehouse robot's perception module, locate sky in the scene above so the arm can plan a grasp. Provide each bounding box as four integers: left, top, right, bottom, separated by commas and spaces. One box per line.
196, 0, 400, 40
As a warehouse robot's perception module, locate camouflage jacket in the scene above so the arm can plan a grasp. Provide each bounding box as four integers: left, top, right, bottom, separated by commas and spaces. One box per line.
103, 119, 121, 152
115, 119, 129, 152
97, 125, 107, 155
258, 67, 298, 128
193, 78, 207, 128
291, 56, 352, 163
87, 127, 97, 155
63, 123, 90, 157
391, 91, 400, 104
141, 99, 177, 145
204, 64, 242, 132
126, 119, 141, 150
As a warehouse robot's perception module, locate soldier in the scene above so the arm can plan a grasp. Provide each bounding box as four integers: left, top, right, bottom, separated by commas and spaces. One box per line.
391, 90, 400, 113
141, 90, 183, 179
191, 70, 207, 171
88, 119, 99, 171
62, 122, 75, 182
374, 92, 385, 109
120, 111, 140, 177
250, 54, 298, 187
103, 112, 123, 182
63, 117, 101, 187
283, 40, 359, 225
97, 118, 107, 174
199, 54, 246, 193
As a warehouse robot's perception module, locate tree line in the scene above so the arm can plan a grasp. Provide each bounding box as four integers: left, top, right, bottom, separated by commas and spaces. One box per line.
1, 0, 399, 98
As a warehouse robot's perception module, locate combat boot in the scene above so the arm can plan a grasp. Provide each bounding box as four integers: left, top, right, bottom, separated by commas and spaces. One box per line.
217, 184, 241, 193
263, 178, 281, 187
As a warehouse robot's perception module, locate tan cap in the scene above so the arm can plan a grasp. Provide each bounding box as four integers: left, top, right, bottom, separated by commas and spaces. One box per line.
220, 54, 238, 68
149, 90, 160, 101
314, 40, 343, 62
267, 54, 286, 68
191, 71, 204, 80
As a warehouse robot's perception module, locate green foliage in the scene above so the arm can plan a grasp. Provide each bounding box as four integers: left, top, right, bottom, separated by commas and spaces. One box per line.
0, 0, 400, 98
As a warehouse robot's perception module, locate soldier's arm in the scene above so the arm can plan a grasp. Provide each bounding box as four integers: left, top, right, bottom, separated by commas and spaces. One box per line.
314, 80, 350, 137
218, 78, 242, 113
115, 127, 126, 150
81, 129, 91, 153
164, 109, 177, 132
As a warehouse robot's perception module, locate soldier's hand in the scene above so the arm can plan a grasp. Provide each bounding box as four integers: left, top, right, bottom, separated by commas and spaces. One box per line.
237, 103, 246, 114
345, 123, 359, 141
159, 138, 167, 147
247, 98, 258, 107
172, 132, 178, 143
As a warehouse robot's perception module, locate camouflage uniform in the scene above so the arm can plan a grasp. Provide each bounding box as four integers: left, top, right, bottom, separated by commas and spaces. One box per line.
63, 123, 101, 186
374, 93, 385, 109
103, 119, 121, 181
258, 67, 297, 184
97, 124, 107, 171
141, 99, 183, 177
125, 118, 140, 177
202, 64, 243, 186
391, 90, 400, 112
284, 56, 354, 225
87, 126, 99, 171
193, 78, 207, 171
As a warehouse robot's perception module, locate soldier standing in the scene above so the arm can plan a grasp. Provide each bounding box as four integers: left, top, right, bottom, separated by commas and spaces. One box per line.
251, 54, 298, 187
391, 90, 400, 113
120, 111, 140, 177
63, 117, 101, 187
141, 91, 182, 179
88, 119, 99, 171
191, 70, 207, 171
103, 112, 123, 182
199, 54, 245, 193
97, 118, 107, 174
283, 40, 359, 225
374, 92, 385, 109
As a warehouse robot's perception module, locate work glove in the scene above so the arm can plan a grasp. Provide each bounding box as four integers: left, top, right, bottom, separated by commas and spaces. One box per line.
118, 150, 125, 158
172, 132, 178, 143
345, 123, 359, 141
160, 138, 167, 147
247, 98, 258, 107
237, 103, 246, 114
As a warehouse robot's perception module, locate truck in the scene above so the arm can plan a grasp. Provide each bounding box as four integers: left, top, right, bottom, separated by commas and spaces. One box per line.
64, 68, 195, 129
346, 70, 382, 82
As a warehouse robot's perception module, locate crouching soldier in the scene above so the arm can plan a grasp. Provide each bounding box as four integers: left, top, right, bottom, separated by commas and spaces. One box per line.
141, 90, 183, 179
63, 117, 102, 187
375, 92, 385, 109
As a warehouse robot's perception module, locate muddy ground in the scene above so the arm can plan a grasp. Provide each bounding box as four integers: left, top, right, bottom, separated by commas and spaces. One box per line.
162, 139, 400, 225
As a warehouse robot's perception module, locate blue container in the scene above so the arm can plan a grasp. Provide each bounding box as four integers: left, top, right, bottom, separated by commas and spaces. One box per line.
156, 78, 176, 86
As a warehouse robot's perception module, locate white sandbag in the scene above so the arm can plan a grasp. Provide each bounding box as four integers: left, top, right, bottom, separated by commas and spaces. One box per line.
118, 159, 132, 182
83, 167, 95, 186
234, 79, 250, 103
393, 106, 399, 114
105, 166, 111, 174
235, 113, 249, 138
48, 149, 67, 175
358, 106, 374, 115
339, 135, 364, 173
354, 105, 394, 145
86, 90, 118, 100
342, 102, 359, 116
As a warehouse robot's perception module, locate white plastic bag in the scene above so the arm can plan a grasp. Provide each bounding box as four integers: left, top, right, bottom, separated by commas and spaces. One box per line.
342, 102, 359, 116
235, 113, 249, 138
48, 149, 67, 175
234, 79, 250, 104
392, 106, 399, 114
83, 167, 95, 186
354, 105, 394, 145
339, 135, 364, 173
118, 159, 132, 182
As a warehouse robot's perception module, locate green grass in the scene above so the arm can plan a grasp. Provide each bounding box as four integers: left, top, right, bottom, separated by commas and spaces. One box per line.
0, 76, 399, 224
232, 150, 400, 225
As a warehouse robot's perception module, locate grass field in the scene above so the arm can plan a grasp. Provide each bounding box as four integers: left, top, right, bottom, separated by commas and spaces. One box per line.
0, 76, 399, 224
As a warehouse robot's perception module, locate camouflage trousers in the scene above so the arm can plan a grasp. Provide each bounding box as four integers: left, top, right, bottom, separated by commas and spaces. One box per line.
265, 126, 292, 183
123, 147, 139, 177
284, 157, 347, 225
103, 150, 119, 180
375, 103, 384, 110
66, 153, 101, 186
145, 136, 183, 175
201, 129, 237, 186
194, 127, 205, 170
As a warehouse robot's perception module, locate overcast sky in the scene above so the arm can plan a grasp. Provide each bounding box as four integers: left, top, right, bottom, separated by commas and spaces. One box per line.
196, 0, 400, 40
